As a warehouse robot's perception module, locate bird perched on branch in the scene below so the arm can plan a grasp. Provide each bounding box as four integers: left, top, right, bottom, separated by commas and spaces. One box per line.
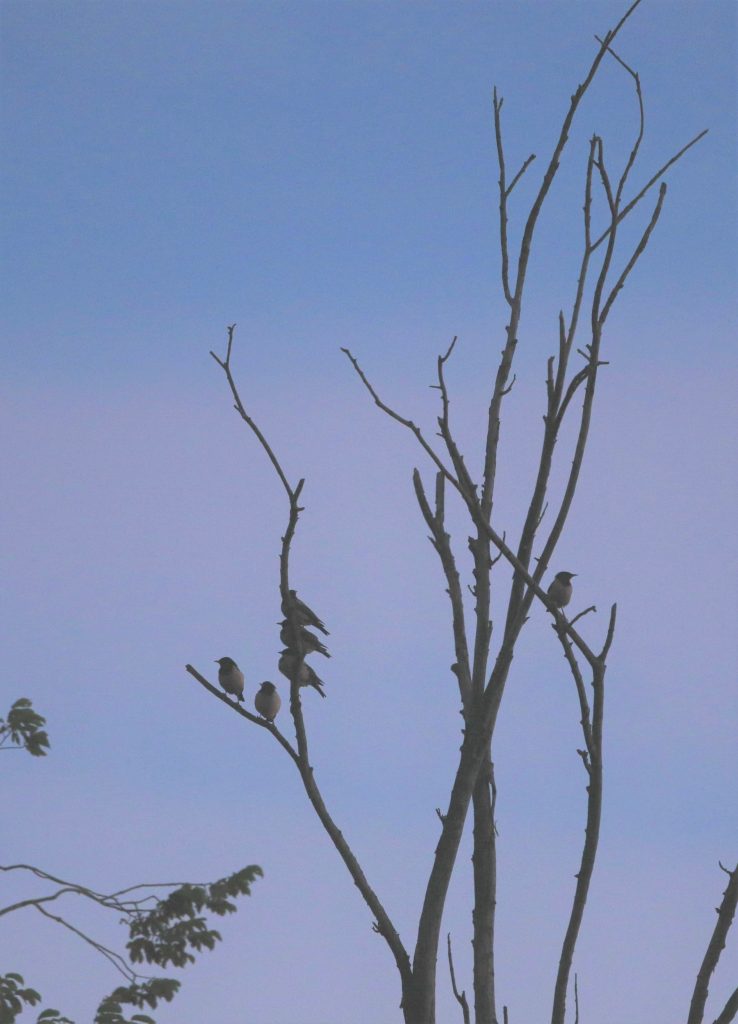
254, 681, 281, 722
279, 621, 330, 658
215, 657, 245, 702
281, 590, 329, 636
547, 571, 577, 611
278, 650, 326, 698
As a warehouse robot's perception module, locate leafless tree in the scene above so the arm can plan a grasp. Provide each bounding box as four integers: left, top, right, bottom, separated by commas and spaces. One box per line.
186, 4, 732, 1023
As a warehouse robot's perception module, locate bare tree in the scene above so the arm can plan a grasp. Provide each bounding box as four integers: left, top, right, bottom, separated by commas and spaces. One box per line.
185, 4, 726, 1023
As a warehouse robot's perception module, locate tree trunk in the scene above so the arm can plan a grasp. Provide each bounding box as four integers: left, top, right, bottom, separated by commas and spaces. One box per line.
472, 754, 498, 1024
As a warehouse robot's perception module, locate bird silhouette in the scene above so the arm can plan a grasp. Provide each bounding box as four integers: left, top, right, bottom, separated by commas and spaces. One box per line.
254, 681, 281, 722
547, 571, 577, 611
215, 657, 245, 702
278, 650, 326, 698
279, 621, 330, 658
281, 590, 329, 636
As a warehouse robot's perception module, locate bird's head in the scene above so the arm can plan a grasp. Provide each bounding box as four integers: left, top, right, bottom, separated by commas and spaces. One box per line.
260, 681, 277, 694
555, 571, 577, 583
215, 657, 237, 669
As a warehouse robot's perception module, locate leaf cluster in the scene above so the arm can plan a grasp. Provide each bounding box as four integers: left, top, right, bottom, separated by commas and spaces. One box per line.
0, 974, 41, 1023
1, 866, 261, 1023
127, 866, 262, 968
0, 701, 50, 757
0, 974, 72, 1024
94, 978, 179, 1023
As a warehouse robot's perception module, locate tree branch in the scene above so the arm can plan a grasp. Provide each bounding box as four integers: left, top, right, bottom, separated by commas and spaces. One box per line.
413, 470, 472, 702
210, 324, 297, 500
435, 337, 478, 500
506, 153, 536, 198
713, 987, 738, 1024
185, 664, 300, 764
553, 620, 595, 756
590, 128, 707, 252
551, 649, 606, 1024
600, 183, 666, 325
493, 87, 516, 309
33, 904, 137, 983
688, 863, 738, 1024
205, 327, 412, 994
447, 932, 471, 1024
342, 347, 462, 494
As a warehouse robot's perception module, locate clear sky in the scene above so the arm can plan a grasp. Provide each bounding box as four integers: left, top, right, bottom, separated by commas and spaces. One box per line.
1, 1, 736, 1022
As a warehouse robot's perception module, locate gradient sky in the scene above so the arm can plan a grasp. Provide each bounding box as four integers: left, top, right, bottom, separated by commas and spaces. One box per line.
1, 1, 737, 1022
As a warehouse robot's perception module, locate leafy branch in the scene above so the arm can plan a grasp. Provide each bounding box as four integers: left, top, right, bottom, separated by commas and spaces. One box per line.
0, 700, 49, 758
0, 865, 261, 1024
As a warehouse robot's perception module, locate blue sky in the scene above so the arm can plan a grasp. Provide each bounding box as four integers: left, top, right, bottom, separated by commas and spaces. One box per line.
1, 2, 736, 1022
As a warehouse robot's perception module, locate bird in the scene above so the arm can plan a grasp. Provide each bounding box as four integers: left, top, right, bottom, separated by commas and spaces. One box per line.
547, 571, 577, 611
281, 590, 329, 636
215, 657, 245, 702
254, 681, 281, 722
278, 650, 326, 698
279, 621, 330, 658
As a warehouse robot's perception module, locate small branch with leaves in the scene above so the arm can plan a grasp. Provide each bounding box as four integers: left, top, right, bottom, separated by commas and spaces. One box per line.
0, 699, 49, 757
0, 863, 261, 1024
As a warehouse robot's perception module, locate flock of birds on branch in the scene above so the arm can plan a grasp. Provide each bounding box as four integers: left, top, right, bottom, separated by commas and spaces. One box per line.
215, 589, 330, 723
213, 573, 576, 723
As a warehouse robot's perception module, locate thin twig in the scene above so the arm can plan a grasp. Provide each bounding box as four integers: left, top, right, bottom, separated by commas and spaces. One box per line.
342, 347, 461, 491
413, 470, 472, 701
600, 605, 618, 661
435, 337, 478, 499
569, 605, 597, 628
447, 932, 471, 1024
600, 184, 666, 324
595, 35, 644, 206
34, 904, 137, 983
493, 87, 515, 308
506, 154, 536, 197
590, 128, 707, 251
210, 325, 297, 500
